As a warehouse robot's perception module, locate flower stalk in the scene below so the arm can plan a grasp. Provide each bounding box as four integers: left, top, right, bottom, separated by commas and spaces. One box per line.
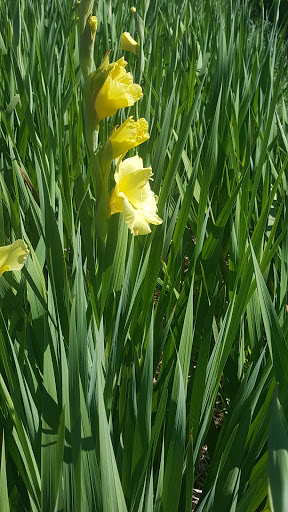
79, 14, 98, 78
78, 0, 162, 241
79, 0, 94, 36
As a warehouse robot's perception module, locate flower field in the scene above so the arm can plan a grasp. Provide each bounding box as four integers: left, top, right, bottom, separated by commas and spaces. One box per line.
0, 0, 288, 510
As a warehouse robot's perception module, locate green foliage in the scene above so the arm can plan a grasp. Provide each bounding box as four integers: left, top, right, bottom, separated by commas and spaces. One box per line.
0, 0, 288, 510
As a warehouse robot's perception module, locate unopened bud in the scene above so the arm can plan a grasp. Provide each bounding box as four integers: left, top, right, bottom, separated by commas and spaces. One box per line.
79, 14, 98, 78
120, 32, 139, 55
89, 15, 97, 32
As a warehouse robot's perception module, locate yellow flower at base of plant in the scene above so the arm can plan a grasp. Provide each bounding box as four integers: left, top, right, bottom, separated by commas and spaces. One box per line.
0, 240, 29, 275
108, 116, 149, 160
110, 155, 162, 236
121, 32, 140, 55
94, 57, 142, 122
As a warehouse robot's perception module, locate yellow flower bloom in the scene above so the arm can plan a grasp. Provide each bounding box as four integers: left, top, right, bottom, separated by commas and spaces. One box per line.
94, 57, 142, 122
0, 240, 29, 275
110, 155, 162, 236
108, 116, 149, 160
131, 7, 136, 13
121, 32, 140, 55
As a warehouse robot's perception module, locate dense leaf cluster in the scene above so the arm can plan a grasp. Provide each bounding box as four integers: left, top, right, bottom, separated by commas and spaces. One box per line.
0, 0, 288, 511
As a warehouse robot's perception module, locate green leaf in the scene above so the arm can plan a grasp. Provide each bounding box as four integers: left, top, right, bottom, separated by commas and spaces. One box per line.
0, 433, 10, 512
162, 357, 186, 511
268, 391, 288, 512
251, 243, 288, 394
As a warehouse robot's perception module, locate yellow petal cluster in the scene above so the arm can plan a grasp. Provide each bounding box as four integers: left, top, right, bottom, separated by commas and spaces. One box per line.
108, 117, 149, 159
110, 155, 162, 236
94, 57, 142, 122
0, 240, 29, 275
121, 32, 140, 55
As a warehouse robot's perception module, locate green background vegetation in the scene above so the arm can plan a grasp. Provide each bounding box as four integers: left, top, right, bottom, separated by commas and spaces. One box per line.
1, 0, 288, 510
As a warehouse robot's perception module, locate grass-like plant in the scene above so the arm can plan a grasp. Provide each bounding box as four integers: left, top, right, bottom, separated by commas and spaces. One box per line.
0, 0, 288, 511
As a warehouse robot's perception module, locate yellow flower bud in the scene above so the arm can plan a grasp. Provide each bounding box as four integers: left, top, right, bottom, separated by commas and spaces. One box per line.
94, 57, 142, 122
0, 240, 29, 275
106, 117, 149, 160
121, 32, 140, 55
131, 7, 136, 13
110, 155, 162, 236
89, 15, 98, 33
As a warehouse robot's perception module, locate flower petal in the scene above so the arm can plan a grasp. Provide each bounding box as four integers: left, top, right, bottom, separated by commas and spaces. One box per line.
108, 117, 149, 160
95, 79, 134, 120
130, 182, 158, 211
127, 83, 142, 102
122, 197, 151, 236
110, 185, 124, 214
121, 32, 140, 55
116, 155, 146, 179
94, 58, 142, 122
141, 208, 163, 226
0, 240, 29, 275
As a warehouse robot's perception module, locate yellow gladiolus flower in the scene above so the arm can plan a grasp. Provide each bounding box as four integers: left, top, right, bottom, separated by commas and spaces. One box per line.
121, 32, 140, 55
94, 57, 142, 122
110, 155, 162, 236
131, 7, 136, 13
0, 240, 29, 275
107, 116, 149, 160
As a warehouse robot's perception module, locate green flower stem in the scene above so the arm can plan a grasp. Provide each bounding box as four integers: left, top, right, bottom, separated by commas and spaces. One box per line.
79, 14, 97, 79
79, 0, 94, 36
91, 153, 111, 242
